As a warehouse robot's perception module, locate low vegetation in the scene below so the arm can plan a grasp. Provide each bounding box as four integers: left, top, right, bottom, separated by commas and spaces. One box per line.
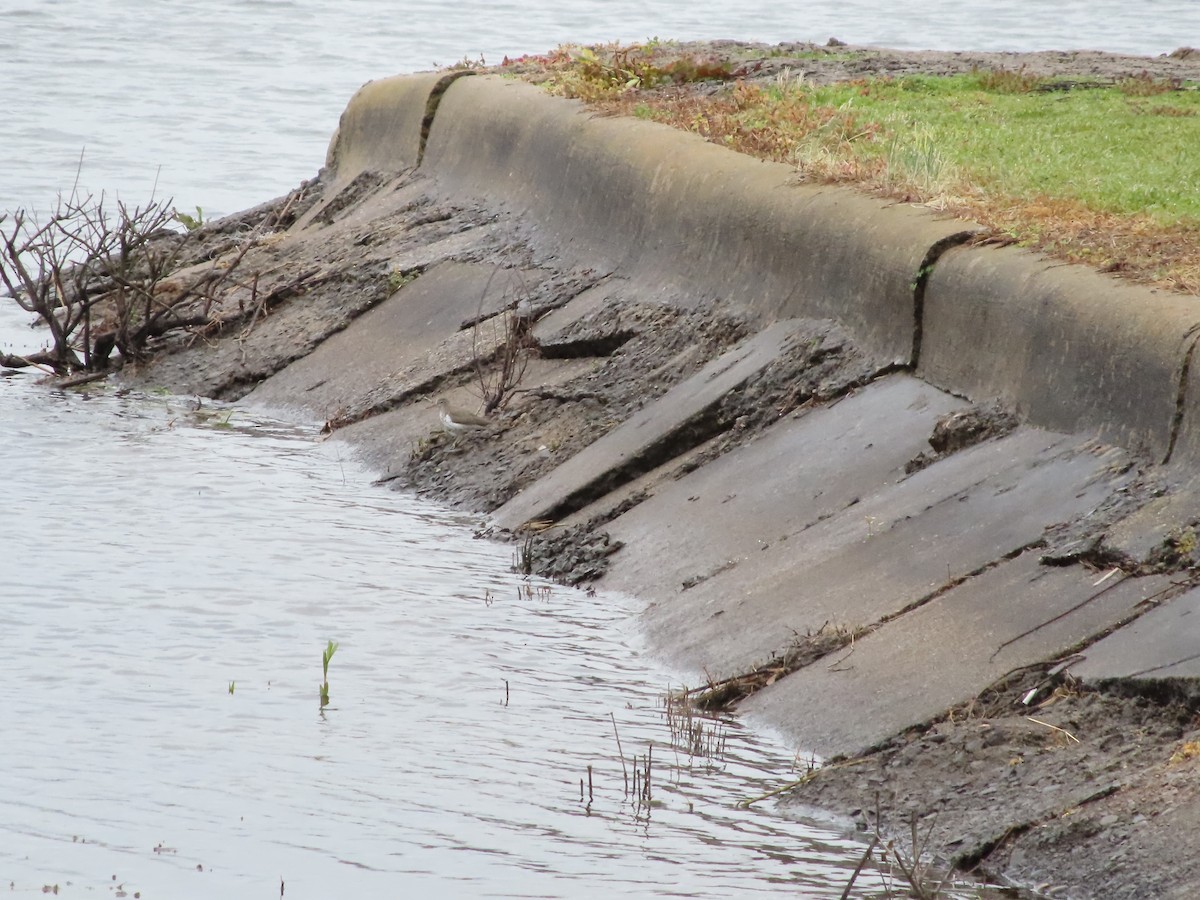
319, 639, 339, 710
506, 43, 1200, 294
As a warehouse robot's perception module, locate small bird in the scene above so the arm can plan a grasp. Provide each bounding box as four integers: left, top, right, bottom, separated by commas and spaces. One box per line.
436, 397, 491, 437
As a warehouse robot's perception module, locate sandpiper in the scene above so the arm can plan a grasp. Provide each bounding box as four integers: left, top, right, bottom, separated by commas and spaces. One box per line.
436, 398, 491, 437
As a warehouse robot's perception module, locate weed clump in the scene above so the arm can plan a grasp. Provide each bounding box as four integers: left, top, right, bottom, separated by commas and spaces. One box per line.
533, 43, 735, 102
972, 65, 1043, 93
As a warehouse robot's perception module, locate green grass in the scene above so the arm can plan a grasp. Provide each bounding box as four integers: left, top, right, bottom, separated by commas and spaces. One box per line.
793, 74, 1200, 222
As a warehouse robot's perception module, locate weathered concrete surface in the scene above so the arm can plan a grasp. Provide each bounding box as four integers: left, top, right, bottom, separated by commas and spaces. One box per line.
422, 75, 977, 366
1102, 474, 1200, 566
1073, 585, 1200, 682
919, 244, 1200, 465
492, 319, 830, 530
245, 261, 535, 421
322, 71, 462, 184
601, 375, 966, 601
612, 421, 1135, 679
740, 556, 1173, 758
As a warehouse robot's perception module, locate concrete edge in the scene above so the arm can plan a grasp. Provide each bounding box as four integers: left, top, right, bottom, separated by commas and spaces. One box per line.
323, 69, 475, 181
919, 245, 1200, 465
321, 71, 1200, 467
420, 75, 977, 366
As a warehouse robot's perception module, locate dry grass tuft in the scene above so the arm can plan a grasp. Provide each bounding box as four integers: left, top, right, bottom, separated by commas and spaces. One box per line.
1118, 71, 1183, 96
973, 65, 1042, 93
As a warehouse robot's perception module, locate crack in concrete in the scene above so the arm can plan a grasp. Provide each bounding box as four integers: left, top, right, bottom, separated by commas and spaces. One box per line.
1162, 324, 1200, 465
874, 541, 1043, 630
417, 71, 477, 168
988, 572, 1132, 662
909, 230, 978, 368
693, 542, 1044, 713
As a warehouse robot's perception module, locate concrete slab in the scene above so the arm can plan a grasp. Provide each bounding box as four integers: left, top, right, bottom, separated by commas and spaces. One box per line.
1073, 586, 1200, 681
632, 429, 1133, 677
532, 280, 624, 343
1103, 474, 1200, 564
738, 555, 1172, 759
244, 261, 539, 421
336, 355, 602, 478
490, 319, 812, 530
553, 428, 739, 533
604, 374, 967, 600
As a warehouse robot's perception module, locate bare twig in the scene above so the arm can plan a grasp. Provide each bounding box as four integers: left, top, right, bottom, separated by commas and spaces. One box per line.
839, 835, 879, 900
472, 264, 538, 413
611, 712, 629, 796
1, 173, 262, 374
736, 756, 871, 808
1026, 715, 1081, 743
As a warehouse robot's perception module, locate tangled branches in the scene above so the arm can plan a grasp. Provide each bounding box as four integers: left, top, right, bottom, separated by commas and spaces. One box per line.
0, 187, 251, 375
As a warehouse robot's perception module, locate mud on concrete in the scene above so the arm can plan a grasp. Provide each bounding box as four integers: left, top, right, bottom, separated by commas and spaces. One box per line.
904, 403, 1020, 475
119, 177, 499, 400
402, 301, 756, 514
780, 666, 1200, 899
493, 317, 881, 583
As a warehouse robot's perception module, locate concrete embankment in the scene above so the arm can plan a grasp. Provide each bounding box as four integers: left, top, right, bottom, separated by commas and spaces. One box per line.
134, 69, 1200, 895
322, 72, 1200, 698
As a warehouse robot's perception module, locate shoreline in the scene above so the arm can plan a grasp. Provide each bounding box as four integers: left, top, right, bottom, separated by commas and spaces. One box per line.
10, 43, 1200, 898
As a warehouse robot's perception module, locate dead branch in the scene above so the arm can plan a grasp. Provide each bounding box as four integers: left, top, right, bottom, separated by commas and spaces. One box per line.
1, 183, 262, 374
0, 349, 59, 372
472, 265, 538, 414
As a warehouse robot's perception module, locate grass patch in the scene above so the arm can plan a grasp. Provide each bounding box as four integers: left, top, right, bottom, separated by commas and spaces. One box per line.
799, 73, 1200, 221
507, 45, 1200, 293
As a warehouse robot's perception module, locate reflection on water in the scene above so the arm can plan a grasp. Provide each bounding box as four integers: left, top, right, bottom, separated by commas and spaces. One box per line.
1, 353, 907, 898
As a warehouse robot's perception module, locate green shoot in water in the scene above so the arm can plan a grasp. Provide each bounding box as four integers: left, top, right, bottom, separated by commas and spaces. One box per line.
320, 640, 339, 709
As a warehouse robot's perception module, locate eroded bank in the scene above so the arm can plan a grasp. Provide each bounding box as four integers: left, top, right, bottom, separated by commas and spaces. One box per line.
122, 58, 1200, 898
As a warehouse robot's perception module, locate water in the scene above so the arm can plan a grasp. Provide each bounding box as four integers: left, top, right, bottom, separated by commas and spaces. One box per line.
2, 2, 1196, 217
2, 1, 1197, 896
